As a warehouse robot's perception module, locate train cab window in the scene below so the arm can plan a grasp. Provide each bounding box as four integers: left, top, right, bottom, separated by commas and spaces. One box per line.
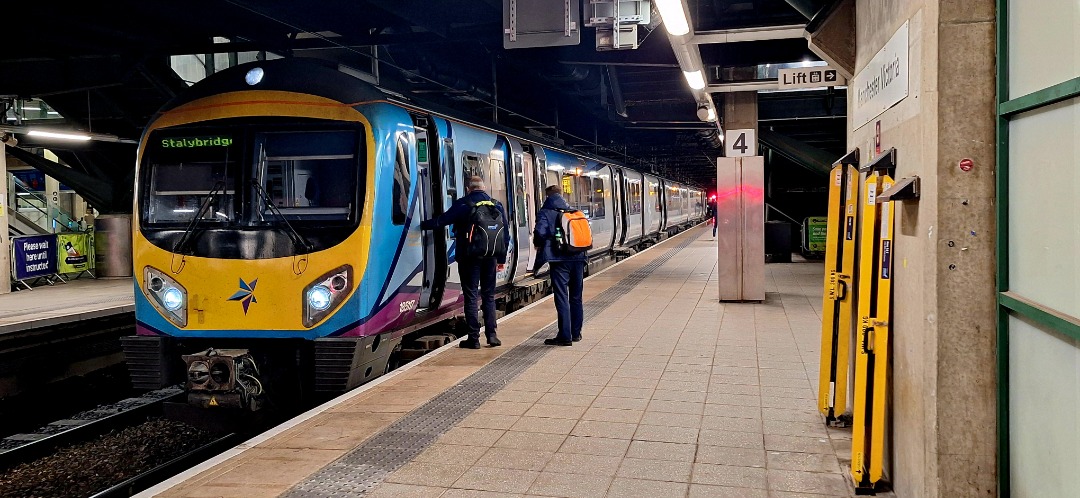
257, 129, 360, 223
142, 131, 240, 225
391, 132, 411, 225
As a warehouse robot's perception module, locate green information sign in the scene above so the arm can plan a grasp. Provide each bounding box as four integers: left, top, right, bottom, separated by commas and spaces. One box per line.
806, 216, 828, 252
57, 232, 92, 273
417, 140, 428, 164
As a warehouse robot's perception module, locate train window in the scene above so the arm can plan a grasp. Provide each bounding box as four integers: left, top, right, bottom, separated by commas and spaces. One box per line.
462, 153, 485, 181
586, 175, 604, 219
142, 130, 240, 225
258, 129, 360, 223
487, 155, 509, 219
513, 155, 527, 228
628, 180, 642, 215
391, 132, 411, 225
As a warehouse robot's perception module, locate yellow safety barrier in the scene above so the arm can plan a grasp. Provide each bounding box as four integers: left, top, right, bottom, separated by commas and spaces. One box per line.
817, 149, 859, 424
851, 149, 897, 494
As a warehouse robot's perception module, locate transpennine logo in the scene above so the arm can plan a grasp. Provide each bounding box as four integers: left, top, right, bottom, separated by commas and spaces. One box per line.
228, 278, 258, 314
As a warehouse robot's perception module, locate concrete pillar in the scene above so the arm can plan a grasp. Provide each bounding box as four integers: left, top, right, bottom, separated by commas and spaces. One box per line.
93, 214, 132, 278
45, 174, 59, 233
722, 91, 758, 147
850, 1, 997, 496
0, 146, 10, 294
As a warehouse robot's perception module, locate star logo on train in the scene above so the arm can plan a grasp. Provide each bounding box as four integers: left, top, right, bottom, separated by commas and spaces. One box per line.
227, 278, 258, 314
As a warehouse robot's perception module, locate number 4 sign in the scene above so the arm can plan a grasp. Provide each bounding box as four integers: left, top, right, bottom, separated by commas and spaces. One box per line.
725, 129, 756, 157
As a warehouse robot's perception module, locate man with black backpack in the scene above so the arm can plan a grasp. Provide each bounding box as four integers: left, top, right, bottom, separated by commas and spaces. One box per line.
533, 184, 588, 346
420, 176, 509, 349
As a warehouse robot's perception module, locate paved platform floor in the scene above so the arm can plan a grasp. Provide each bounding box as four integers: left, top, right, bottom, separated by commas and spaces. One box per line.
0, 277, 133, 334
144, 226, 875, 498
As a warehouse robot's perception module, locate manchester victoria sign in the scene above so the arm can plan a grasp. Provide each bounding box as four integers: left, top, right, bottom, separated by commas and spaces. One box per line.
852, 21, 909, 129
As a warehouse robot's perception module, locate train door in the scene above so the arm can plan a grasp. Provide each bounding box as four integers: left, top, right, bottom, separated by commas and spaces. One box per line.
413, 115, 447, 310
439, 131, 459, 309
609, 166, 621, 248
620, 169, 630, 245
515, 148, 539, 278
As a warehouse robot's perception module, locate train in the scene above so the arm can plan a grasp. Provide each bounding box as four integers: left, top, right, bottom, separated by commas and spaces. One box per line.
121, 57, 706, 409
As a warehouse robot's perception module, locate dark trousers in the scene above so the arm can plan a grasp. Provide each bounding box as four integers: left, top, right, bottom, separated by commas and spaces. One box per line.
549, 261, 584, 342
458, 257, 498, 342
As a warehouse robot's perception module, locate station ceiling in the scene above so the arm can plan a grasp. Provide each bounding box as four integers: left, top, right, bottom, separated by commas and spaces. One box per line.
1, 0, 846, 207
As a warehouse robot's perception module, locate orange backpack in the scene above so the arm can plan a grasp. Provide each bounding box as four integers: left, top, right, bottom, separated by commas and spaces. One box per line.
553, 208, 593, 253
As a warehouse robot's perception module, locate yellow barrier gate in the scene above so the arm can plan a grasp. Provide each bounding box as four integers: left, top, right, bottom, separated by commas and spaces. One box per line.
817, 149, 860, 425
851, 149, 897, 495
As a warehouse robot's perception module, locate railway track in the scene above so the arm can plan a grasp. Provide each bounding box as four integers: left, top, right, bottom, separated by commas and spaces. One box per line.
0, 387, 185, 471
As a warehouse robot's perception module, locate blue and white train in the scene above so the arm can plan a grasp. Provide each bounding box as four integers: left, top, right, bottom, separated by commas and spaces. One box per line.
124, 57, 705, 404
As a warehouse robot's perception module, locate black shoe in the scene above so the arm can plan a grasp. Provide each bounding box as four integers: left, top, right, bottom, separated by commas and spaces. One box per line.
572, 335, 582, 342
544, 338, 573, 346
487, 336, 502, 347
459, 340, 481, 349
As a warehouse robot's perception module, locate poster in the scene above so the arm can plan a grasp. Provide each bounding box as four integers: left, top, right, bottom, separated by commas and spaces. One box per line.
57, 232, 91, 273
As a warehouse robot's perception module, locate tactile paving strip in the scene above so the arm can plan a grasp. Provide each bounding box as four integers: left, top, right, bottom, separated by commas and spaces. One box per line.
284, 235, 699, 497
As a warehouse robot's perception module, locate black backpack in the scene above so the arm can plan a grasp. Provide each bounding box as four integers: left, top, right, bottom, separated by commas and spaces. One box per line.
462, 199, 508, 259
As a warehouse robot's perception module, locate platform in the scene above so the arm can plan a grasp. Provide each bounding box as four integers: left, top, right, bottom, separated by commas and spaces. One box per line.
141, 226, 871, 498
0, 277, 133, 335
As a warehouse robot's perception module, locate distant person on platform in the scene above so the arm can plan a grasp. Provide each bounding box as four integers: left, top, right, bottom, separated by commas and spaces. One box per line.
420, 176, 509, 349
533, 185, 586, 346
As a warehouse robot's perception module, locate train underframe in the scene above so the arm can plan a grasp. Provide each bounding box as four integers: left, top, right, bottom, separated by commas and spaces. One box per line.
121, 222, 698, 414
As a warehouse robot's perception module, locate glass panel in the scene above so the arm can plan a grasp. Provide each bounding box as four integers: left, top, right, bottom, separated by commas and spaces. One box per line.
1008, 0, 1080, 99
629, 181, 642, 215
463, 154, 484, 180
391, 133, 411, 225
1008, 98, 1080, 318
487, 158, 509, 213
144, 132, 239, 225
260, 129, 359, 222
1008, 314, 1080, 495
513, 157, 527, 227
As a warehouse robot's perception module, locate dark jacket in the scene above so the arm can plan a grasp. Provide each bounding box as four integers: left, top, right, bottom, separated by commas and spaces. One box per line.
533, 193, 587, 264
420, 189, 510, 264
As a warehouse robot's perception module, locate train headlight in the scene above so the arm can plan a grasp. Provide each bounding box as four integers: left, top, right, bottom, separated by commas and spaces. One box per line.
245, 67, 264, 86
162, 288, 184, 311
302, 265, 353, 327
142, 267, 188, 327
308, 285, 332, 311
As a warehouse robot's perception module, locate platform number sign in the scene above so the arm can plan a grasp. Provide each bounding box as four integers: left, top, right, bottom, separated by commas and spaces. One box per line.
725, 129, 756, 157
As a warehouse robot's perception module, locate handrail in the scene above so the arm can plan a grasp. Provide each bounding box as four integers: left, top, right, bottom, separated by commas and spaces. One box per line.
765, 203, 800, 225
10, 178, 83, 231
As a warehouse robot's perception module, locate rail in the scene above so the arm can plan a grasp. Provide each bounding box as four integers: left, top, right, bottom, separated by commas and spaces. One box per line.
0, 387, 185, 471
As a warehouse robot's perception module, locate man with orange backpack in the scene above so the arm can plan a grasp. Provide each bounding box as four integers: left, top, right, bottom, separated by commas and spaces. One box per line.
533, 184, 589, 346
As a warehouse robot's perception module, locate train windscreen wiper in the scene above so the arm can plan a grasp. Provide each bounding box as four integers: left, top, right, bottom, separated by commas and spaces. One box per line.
173, 181, 224, 255
251, 180, 314, 252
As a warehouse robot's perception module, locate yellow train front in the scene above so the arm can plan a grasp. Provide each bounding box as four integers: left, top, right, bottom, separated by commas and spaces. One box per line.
123, 59, 446, 409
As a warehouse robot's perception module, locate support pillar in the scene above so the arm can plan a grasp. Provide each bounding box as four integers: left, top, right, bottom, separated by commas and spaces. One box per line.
722, 91, 759, 145
0, 146, 10, 294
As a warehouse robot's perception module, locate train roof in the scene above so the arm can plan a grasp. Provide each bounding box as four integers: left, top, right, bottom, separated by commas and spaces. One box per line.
154, 57, 702, 190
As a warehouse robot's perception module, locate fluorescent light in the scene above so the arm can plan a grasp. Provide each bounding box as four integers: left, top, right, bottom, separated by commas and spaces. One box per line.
27, 130, 91, 141
655, 0, 690, 36
683, 70, 706, 90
